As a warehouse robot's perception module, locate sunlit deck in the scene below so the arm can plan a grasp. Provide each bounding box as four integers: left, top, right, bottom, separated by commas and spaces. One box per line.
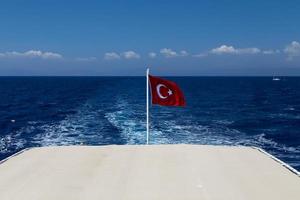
0, 145, 299, 200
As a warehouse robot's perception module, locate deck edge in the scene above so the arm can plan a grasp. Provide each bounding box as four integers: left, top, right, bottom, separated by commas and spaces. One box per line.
1, 145, 300, 178
252, 146, 300, 177
0, 148, 31, 165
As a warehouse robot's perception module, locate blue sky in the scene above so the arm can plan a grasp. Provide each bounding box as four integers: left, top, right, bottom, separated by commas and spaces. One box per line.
0, 0, 300, 76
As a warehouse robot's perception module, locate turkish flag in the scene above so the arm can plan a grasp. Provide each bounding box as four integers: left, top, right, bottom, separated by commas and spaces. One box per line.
149, 75, 185, 106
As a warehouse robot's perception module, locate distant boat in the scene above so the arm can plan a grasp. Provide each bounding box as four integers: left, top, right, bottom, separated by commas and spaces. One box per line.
272, 77, 280, 81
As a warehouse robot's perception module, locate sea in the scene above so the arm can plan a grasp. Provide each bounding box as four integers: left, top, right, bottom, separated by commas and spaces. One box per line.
0, 77, 300, 170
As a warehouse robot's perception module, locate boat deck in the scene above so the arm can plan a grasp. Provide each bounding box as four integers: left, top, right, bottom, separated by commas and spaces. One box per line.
0, 145, 299, 200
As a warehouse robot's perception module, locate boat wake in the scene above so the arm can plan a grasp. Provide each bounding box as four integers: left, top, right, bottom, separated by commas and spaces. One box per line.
1, 98, 300, 170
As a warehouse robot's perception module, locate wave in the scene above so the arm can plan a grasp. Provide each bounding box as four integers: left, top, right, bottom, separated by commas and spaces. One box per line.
105, 99, 147, 144
104, 99, 300, 157
2, 108, 299, 156
1, 98, 300, 171
32, 102, 106, 146
0, 126, 29, 154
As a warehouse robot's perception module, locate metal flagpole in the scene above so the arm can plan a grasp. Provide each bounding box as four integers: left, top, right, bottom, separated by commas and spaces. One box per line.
146, 68, 149, 145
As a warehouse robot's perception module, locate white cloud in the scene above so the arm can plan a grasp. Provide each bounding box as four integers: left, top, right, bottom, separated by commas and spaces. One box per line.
0, 50, 62, 59
75, 57, 97, 62
284, 41, 300, 60
104, 52, 121, 60
160, 48, 189, 58
262, 49, 280, 55
210, 45, 261, 55
237, 48, 261, 54
211, 45, 236, 54
180, 50, 189, 56
104, 51, 140, 60
160, 48, 178, 58
122, 51, 140, 59
193, 53, 207, 58
148, 52, 157, 58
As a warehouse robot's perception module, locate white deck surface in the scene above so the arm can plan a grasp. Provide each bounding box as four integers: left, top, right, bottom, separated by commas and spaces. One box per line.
0, 145, 299, 200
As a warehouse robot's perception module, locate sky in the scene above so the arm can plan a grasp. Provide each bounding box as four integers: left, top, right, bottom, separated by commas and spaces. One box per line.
0, 0, 300, 76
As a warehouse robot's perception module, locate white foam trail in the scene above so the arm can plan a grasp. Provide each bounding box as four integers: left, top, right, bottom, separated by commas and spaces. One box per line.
2, 97, 299, 171
0, 128, 28, 154
105, 99, 147, 144
33, 102, 106, 146
104, 98, 300, 159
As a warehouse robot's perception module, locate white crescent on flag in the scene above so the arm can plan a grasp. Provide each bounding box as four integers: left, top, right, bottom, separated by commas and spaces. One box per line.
156, 84, 173, 99
149, 74, 185, 106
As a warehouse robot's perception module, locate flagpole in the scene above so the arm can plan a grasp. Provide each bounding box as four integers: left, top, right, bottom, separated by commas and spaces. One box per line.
146, 68, 149, 145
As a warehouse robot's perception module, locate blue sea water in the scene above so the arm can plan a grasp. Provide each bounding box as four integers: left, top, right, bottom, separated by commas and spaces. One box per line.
0, 77, 300, 170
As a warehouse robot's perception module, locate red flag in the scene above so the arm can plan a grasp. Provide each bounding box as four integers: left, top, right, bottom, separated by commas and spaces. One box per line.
149, 75, 185, 106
